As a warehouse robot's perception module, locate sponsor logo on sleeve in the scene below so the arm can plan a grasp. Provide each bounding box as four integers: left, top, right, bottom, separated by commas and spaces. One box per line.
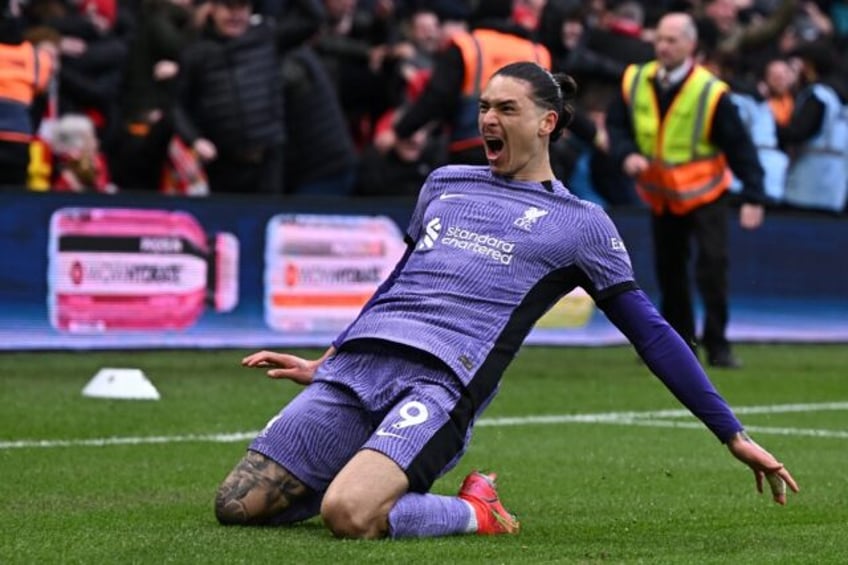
610, 237, 627, 252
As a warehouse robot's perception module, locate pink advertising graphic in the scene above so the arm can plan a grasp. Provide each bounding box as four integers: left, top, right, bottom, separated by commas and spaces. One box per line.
48, 207, 238, 332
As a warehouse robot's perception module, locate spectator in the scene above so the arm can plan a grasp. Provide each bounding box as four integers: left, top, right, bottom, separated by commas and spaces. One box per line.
512, 0, 546, 31
353, 6, 447, 197
780, 39, 848, 213
38, 0, 130, 165
282, 44, 358, 195
313, 0, 398, 147
0, 0, 56, 188
537, 2, 645, 207
607, 12, 767, 369
700, 0, 800, 53
791, 0, 834, 42
538, 3, 617, 101
114, 0, 200, 191
376, 0, 551, 165
583, 1, 655, 78
51, 112, 115, 192
727, 81, 789, 204
761, 57, 797, 127
377, 7, 441, 138
172, 0, 324, 194
394, 7, 440, 83
355, 115, 444, 197
430, 2, 470, 43
828, 0, 848, 49
696, 0, 799, 84
549, 109, 606, 192
540, 0, 653, 110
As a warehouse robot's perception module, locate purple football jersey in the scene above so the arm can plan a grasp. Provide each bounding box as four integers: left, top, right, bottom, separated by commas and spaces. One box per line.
340, 165, 636, 384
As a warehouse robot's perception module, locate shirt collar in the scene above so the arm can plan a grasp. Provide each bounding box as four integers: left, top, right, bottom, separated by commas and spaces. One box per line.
657, 58, 694, 86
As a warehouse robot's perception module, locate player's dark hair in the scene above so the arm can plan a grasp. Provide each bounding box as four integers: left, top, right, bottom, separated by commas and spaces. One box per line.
492, 62, 577, 141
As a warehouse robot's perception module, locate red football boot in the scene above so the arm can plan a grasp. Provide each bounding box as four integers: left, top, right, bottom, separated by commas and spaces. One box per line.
458, 471, 520, 535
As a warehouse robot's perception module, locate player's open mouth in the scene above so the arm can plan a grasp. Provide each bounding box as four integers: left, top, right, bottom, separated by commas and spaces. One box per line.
484, 136, 505, 161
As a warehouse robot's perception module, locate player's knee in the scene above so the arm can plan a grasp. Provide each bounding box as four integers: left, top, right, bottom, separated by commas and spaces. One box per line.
215, 483, 251, 526
320, 492, 384, 539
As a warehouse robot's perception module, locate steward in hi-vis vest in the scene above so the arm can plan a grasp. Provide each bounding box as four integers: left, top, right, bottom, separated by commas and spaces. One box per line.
0, 0, 55, 188
0, 42, 53, 144
605, 12, 767, 371
621, 60, 730, 215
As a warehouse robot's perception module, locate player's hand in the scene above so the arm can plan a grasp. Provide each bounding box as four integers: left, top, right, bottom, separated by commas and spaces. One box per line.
726, 431, 799, 505
241, 350, 316, 386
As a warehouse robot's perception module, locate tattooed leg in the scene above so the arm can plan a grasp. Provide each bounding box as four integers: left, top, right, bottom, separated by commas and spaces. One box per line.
215, 450, 311, 526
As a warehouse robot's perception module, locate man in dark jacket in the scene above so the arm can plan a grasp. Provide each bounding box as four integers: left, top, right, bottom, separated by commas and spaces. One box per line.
282, 44, 358, 195
172, 0, 322, 194
115, 0, 199, 190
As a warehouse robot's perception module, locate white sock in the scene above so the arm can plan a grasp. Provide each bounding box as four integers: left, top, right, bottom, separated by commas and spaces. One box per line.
462, 499, 478, 533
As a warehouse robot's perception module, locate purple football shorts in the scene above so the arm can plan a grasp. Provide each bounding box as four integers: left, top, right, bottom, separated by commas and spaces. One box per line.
249, 340, 475, 493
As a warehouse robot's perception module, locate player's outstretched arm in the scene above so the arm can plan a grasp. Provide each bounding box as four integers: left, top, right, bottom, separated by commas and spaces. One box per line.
241, 346, 335, 386
600, 289, 800, 505
726, 431, 799, 505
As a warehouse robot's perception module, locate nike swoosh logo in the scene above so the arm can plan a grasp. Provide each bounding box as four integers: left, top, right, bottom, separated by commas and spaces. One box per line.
375, 428, 406, 439
439, 192, 465, 200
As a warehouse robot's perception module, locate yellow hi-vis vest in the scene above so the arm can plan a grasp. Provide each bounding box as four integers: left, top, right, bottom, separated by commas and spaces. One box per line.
622, 61, 731, 215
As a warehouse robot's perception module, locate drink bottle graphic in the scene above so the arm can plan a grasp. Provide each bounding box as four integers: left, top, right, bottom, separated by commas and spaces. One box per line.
48, 207, 239, 332
265, 214, 405, 333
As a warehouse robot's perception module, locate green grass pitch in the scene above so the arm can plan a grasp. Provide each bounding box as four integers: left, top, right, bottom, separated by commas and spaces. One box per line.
1, 344, 846, 564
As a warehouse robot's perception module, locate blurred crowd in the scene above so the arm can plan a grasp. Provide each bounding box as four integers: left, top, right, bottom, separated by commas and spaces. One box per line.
2, 0, 848, 213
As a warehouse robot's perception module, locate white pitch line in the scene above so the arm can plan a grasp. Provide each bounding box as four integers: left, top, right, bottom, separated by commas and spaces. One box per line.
558, 417, 848, 439
0, 432, 259, 450
1, 402, 846, 450
476, 401, 848, 427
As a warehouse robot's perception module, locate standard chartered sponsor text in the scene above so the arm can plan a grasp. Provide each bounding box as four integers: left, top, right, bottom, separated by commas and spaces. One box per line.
441, 226, 514, 265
